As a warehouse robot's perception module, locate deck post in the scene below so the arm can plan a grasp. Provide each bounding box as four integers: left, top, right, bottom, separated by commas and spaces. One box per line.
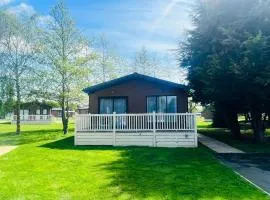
113, 112, 116, 146
153, 112, 156, 147
74, 114, 77, 146
194, 114, 198, 147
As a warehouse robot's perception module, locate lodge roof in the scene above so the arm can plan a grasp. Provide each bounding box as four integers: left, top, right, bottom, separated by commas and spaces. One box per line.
83, 72, 188, 94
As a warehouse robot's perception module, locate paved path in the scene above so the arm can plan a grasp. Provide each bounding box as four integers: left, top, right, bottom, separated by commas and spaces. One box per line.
218, 153, 270, 195
0, 146, 17, 156
198, 133, 244, 153
198, 133, 270, 195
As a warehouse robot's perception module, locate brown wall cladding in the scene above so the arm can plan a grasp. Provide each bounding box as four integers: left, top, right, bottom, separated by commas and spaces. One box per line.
88, 79, 188, 114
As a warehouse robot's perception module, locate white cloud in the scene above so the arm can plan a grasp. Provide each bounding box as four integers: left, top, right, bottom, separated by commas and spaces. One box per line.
7, 3, 36, 16
7, 3, 52, 26
151, 0, 180, 31
0, 0, 14, 6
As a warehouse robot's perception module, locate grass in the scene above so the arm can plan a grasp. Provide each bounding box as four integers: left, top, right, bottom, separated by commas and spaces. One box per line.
197, 119, 213, 129
198, 120, 270, 153
0, 122, 269, 199
0, 122, 72, 146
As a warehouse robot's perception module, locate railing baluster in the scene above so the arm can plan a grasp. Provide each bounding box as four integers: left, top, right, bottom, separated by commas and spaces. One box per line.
183, 115, 186, 130
75, 113, 199, 132
135, 115, 137, 130
121, 116, 123, 130
188, 115, 190, 130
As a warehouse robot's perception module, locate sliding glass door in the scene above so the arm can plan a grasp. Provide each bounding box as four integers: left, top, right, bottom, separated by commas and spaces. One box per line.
99, 98, 113, 114
114, 98, 127, 114
99, 97, 127, 114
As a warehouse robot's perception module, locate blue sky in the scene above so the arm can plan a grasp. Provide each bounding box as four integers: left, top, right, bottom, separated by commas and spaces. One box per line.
1, 0, 193, 56
0, 0, 194, 82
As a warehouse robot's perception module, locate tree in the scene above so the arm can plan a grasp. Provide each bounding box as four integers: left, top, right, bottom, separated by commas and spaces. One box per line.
0, 11, 39, 134
39, 1, 92, 134
180, 0, 270, 142
212, 103, 228, 128
0, 75, 14, 118
90, 34, 124, 83
134, 46, 150, 75
133, 46, 161, 76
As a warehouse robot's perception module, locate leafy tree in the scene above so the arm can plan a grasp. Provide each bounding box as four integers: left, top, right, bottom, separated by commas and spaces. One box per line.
0, 11, 39, 134
39, 1, 92, 134
180, 0, 270, 142
90, 34, 125, 83
133, 46, 161, 76
0, 75, 14, 118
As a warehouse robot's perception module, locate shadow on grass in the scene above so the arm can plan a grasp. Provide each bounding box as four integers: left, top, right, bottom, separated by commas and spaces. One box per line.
40, 137, 266, 199
0, 121, 11, 124
41, 136, 139, 151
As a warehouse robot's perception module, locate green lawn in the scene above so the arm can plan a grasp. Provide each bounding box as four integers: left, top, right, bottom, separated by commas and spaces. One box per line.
0, 122, 71, 146
198, 120, 270, 153
0, 122, 269, 199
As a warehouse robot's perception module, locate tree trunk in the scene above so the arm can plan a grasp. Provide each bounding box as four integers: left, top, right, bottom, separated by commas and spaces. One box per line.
63, 117, 68, 134
61, 97, 69, 134
226, 109, 241, 139
212, 103, 227, 128
15, 71, 21, 135
251, 111, 265, 143
61, 103, 68, 134
63, 100, 69, 134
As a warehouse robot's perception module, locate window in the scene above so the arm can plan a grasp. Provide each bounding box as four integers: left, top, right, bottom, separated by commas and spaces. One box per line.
147, 96, 177, 113
100, 98, 113, 114
167, 96, 177, 113
99, 97, 127, 114
24, 109, 29, 116
43, 109, 47, 115
147, 97, 156, 113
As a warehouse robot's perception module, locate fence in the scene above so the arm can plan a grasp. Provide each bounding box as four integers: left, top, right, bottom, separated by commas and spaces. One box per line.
13, 115, 52, 121
75, 112, 199, 148
11, 115, 53, 124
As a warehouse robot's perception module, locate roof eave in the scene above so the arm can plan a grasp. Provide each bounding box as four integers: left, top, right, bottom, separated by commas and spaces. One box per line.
83, 73, 189, 94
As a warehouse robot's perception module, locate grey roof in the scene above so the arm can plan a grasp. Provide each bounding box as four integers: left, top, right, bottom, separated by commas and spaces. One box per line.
83, 72, 188, 94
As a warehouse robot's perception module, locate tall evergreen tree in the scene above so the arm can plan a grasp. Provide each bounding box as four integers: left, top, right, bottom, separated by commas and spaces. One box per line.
180, 0, 270, 142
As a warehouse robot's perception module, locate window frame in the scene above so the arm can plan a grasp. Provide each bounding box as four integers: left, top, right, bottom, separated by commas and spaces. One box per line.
43, 109, 47, 115
146, 95, 178, 113
98, 96, 128, 114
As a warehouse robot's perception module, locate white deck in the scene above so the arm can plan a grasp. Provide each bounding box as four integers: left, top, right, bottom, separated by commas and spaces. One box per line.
75, 113, 199, 148
11, 115, 53, 124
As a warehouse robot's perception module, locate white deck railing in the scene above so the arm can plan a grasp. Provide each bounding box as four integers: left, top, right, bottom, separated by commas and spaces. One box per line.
13, 115, 52, 121
76, 112, 198, 132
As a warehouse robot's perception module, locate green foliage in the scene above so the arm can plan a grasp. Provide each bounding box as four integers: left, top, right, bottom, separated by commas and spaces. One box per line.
181, 0, 270, 142
0, 10, 40, 133
38, 0, 93, 133
0, 123, 268, 199
0, 76, 14, 118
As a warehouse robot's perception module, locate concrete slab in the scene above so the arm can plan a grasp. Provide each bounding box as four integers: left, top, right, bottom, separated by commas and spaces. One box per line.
198, 133, 244, 153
